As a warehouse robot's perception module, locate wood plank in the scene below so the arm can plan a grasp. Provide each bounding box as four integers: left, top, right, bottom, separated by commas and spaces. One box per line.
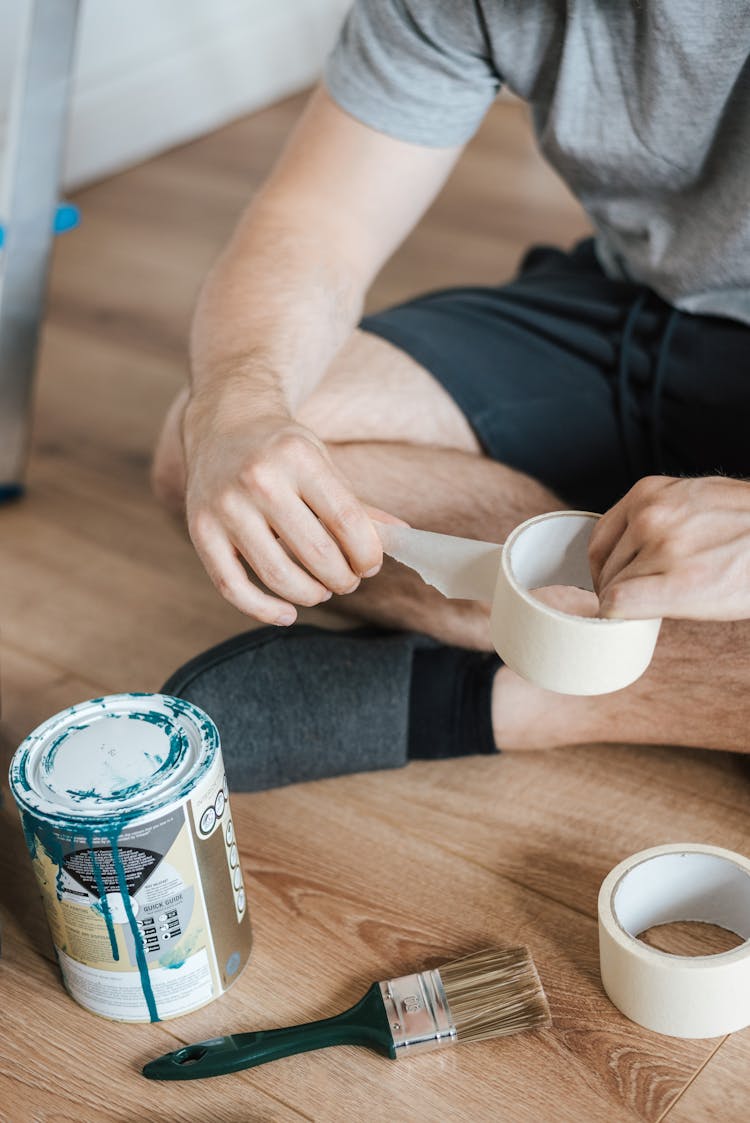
3, 660, 743, 1122
664, 1034, 750, 1122
339, 748, 750, 915
0, 757, 709, 1123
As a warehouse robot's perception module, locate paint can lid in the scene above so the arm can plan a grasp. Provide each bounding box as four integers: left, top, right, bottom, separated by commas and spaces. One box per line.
9, 693, 219, 825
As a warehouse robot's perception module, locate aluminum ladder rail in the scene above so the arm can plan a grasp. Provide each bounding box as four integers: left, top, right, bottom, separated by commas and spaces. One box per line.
0, 0, 80, 498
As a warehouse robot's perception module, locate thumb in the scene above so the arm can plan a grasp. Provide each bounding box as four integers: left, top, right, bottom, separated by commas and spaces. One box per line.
364, 503, 410, 528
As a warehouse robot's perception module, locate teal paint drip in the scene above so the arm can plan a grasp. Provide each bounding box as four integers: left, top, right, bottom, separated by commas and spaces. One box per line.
20, 811, 38, 860
86, 832, 119, 962
111, 829, 159, 1022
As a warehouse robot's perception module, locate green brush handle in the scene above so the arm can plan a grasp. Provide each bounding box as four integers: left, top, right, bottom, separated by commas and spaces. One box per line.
142, 982, 395, 1080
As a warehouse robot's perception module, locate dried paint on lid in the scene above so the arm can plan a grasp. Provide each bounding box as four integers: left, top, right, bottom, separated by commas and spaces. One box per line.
9, 693, 219, 828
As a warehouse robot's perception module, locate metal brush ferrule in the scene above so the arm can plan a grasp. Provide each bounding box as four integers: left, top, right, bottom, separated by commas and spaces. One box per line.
379, 969, 456, 1056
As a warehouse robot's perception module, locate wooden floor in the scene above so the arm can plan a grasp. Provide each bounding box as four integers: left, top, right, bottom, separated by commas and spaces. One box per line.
1, 92, 749, 1123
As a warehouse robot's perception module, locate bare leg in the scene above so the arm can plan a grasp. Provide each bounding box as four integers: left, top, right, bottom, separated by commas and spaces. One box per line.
324, 439, 750, 754
295, 331, 564, 647
490, 617, 750, 751
302, 334, 750, 755
151, 330, 480, 517
151, 386, 188, 517
153, 330, 560, 646
152, 330, 750, 754
326, 438, 561, 648
298, 330, 482, 454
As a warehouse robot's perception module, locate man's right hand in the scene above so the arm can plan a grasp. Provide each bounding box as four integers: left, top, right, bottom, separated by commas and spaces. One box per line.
183, 397, 387, 625
178, 87, 461, 621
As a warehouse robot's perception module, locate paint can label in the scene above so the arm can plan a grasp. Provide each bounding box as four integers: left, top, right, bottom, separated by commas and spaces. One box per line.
10, 694, 252, 1021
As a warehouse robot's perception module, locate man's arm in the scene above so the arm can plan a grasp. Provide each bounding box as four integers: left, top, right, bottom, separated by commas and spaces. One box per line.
184, 86, 462, 624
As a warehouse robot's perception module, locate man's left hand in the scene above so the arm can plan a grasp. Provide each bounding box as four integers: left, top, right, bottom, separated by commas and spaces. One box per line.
588, 475, 750, 621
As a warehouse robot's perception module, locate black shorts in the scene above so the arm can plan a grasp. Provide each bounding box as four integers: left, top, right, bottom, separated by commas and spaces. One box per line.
360, 240, 750, 512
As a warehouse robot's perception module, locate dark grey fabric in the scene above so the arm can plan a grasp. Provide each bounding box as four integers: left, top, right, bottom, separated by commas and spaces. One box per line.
162, 626, 432, 792
361, 241, 750, 513
409, 644, 500, 759
326, 0, 750, 324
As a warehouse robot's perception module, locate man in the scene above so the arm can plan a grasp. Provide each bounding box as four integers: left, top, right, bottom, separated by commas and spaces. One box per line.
153, 2, 750, 789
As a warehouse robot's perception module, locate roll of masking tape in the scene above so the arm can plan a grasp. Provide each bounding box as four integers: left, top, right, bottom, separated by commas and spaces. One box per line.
378, 511, 661, 695
598, 844, 750, 1038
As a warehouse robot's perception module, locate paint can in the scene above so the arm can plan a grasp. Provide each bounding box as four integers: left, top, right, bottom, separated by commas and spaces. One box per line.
9, 693, 252, 1022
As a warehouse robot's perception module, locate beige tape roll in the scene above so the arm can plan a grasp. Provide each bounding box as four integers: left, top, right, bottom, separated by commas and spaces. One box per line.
598, 844, 750, 1038
378, 511, 661, 695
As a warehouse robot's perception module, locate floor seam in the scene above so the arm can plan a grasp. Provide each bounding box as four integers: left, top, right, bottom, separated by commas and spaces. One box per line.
655, 1034, 729, 1122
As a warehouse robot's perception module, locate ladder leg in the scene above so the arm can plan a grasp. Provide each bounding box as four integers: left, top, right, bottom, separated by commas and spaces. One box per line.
0, 0, 81, 496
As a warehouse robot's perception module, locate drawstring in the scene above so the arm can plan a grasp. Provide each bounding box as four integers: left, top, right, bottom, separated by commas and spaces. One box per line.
650, 305, 681, 474
617, 292, 681, 481
617, 291, 648, 480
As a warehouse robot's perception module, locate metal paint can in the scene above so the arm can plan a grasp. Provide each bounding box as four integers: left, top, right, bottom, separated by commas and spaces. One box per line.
9, 693, 252, 1022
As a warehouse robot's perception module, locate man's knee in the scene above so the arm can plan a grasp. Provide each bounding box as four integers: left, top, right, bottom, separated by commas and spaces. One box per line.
151, 451, 184, 517
151, 388, 188, 517
297, 328, 480, 453
295, 329, 381, 444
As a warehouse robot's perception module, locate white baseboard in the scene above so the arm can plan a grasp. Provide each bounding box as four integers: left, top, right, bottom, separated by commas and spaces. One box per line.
1, 0, 350, 192
65, 0, 350, 187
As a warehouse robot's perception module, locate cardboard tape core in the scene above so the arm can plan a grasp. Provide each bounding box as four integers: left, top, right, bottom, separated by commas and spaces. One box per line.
613, 852, 750, 939
599, 844, 750, 1038
378, 511, 662, 695
504, 511, 595, 592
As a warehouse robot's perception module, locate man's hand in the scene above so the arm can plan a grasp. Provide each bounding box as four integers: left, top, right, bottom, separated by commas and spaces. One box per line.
175, 87, 460, 621
589, 475, 750, 621
183, 398, 396, 625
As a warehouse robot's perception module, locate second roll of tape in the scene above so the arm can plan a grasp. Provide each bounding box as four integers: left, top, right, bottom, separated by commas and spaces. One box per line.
378, 511, 661, 696
598, 844, 750, 1038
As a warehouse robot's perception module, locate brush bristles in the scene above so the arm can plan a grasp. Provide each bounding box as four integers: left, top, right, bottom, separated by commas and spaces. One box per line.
437, 946, 551, 1043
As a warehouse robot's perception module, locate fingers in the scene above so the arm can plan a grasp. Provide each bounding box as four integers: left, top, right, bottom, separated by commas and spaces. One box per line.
531, 584, 599, 617
588, 498, 628, 589
267, 492, 363, 594
598, 571, 666, 619
594, 524, 640, 598
587, 475, 750, 621
301, 470, 384, 578
363, 503, 410, 528
591, 508, 663, 619
189, 514, 300, 626
227, 510, 335, 606
588, 476, 669, 590
243, 429, 386, 581
191, 484, 401, 620
186, 418, 408, 618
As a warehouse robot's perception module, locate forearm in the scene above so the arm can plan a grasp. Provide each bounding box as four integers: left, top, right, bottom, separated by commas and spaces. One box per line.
188, 195, 368, 430
176, 86, 461, 621
187, 86, 459, 442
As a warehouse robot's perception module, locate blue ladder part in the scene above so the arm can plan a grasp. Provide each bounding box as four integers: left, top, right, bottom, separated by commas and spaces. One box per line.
0, 483, 24, 503
0, 202, 79, 248
0, 201, 80, 501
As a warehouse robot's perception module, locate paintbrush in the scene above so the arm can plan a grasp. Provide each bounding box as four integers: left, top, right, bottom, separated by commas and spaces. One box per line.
143, 945, 551, 1081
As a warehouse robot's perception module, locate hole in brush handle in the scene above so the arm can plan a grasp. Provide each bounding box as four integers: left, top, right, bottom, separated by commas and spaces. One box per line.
142, 1036, 231, 1080
174, 1045, 209, 1066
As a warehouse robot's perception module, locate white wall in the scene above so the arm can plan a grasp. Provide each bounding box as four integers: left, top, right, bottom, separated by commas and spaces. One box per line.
1, 0, 351, 189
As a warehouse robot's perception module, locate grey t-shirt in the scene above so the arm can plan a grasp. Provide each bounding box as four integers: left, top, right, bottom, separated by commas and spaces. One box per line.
325, 2, 750, 325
